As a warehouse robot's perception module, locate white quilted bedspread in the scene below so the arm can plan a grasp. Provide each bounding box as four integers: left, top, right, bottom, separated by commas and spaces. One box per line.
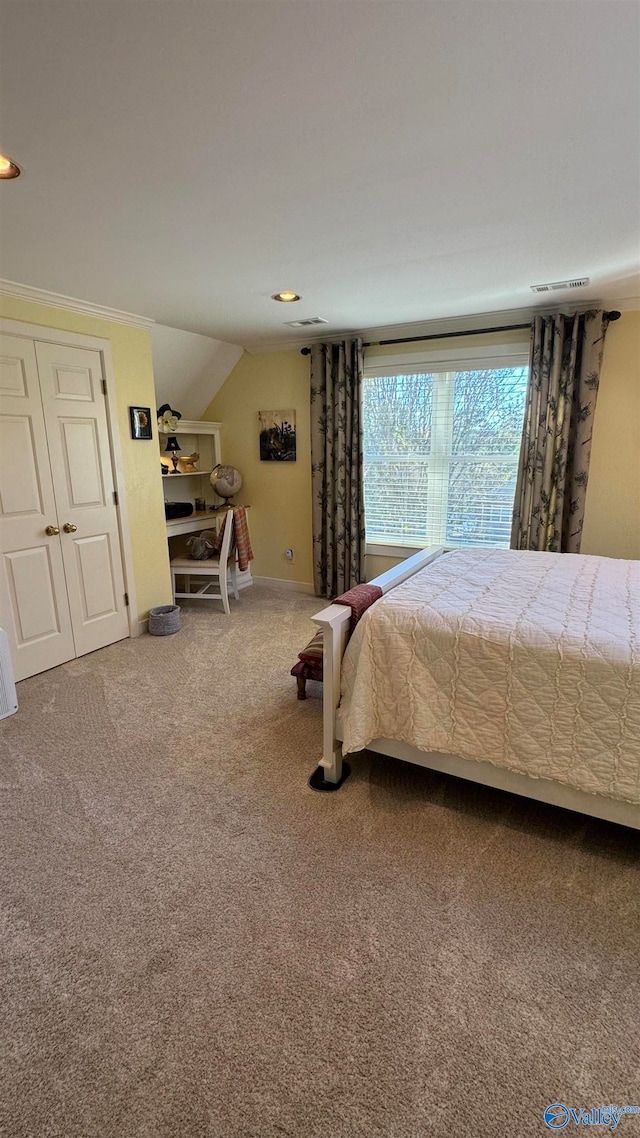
341, 549, 640, 805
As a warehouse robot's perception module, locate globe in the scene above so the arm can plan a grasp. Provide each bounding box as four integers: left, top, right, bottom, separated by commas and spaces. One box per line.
210, 464, 242, 502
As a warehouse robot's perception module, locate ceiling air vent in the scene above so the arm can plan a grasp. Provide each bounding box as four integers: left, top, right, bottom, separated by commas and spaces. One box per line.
284, 316, 329, 328
531, 277, 590, 293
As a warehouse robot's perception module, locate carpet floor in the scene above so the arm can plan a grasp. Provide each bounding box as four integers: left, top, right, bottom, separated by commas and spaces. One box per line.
1, 585, 638, 1138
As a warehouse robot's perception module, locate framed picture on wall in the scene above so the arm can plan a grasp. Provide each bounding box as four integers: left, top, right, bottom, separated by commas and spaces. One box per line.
129, 406, 152, 440
259, 409, 296, 461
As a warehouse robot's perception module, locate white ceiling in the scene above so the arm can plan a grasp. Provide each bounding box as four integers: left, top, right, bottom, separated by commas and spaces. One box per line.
1, 0, 639, 351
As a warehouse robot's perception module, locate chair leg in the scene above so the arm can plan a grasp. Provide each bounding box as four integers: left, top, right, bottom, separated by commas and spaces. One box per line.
296, 675, 307, 700
230, 564, 240, 601
219, 566, 231, 615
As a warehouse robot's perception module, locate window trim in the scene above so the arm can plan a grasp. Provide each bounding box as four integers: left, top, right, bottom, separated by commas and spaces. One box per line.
364, 341, 529, 376
363, 342, 530, 555
366, 541, 427, 558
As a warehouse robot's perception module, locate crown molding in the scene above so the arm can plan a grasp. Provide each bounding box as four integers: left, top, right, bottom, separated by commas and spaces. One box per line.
2, 280, 635, 351
243, 295, 639, 355
359, 305, 542, 347
610, 294, 640, 312
0, 279, 155, 329
243, 329, 351, 355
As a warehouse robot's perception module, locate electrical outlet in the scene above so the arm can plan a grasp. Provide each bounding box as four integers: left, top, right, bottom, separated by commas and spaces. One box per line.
285, 548, 295, 562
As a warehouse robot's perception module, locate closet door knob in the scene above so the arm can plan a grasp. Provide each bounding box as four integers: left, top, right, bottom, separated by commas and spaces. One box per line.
45, 525, 60, 536
63, 523, 77, 533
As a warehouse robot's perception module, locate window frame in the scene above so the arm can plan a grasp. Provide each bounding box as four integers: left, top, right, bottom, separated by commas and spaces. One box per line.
363, 341, 530, 556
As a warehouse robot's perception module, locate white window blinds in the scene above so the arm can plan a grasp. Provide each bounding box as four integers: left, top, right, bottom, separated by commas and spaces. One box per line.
363, 364, 529, 549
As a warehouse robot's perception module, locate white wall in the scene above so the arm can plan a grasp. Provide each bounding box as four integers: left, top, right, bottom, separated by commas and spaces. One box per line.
151, 323, 243, 420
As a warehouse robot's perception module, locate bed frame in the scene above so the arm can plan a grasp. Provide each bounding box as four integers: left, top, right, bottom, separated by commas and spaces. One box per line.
312, 546, 640, 830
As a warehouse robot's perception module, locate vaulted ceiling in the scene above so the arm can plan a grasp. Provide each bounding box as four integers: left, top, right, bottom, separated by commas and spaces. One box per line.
1, 0, 638, 350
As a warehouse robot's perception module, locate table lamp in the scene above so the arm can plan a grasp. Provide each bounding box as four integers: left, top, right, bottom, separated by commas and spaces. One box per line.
165, 435, 182, 473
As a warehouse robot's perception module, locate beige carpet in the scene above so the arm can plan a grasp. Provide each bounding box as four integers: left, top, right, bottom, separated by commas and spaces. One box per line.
1, 585, 638, 1138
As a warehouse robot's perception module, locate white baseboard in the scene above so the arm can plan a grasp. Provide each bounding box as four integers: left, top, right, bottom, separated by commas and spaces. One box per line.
252, 575, 316, 595
137, 618, 149, 635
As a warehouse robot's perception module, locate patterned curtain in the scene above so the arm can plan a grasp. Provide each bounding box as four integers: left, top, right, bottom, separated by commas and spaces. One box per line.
310, 339, 366, 597
511, 309, 610, 553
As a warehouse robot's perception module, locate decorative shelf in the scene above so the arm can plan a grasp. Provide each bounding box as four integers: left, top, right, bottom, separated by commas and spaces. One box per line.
159, 421, 221, 488
161, 470, 213, 478
170, 420, 222, 436
160, 420, 224, 515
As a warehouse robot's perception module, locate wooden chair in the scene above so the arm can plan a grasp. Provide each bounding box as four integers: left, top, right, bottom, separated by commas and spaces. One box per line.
170, 509, 239, 615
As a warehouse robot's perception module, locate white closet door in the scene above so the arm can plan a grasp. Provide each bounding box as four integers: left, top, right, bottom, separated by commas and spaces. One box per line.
0, 333, 76, 679
35, 341, 130, 659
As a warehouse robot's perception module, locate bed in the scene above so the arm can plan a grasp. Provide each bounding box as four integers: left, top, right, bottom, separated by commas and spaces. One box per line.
312, 546, 640, 829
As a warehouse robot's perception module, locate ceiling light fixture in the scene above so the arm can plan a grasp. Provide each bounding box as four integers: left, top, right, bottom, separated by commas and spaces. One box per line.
272, 291, 301, 303
0, 153, 21, 179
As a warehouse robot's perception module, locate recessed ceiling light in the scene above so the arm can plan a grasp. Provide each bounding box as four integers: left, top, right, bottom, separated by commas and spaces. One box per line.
272, 291, 301, 303
0, 153, 21, 179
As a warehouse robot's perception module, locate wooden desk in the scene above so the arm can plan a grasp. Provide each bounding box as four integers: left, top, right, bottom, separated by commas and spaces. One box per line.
165, 508, 227, 538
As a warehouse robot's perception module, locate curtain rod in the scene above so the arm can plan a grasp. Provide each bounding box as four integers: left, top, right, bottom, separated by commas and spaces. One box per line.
300, 311, 621, 354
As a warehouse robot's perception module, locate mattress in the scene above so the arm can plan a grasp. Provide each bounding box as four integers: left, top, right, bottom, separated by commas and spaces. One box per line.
340, 549, 640, 805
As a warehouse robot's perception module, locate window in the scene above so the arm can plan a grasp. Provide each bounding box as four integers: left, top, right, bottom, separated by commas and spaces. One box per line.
363, 349, 529, 550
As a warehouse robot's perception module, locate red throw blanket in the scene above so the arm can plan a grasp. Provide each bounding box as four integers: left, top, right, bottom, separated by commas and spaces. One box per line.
333, 583, 383, 634
214, 507, 254, 572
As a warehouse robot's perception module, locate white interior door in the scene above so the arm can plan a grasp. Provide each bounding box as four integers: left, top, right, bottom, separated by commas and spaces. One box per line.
0, 333, 76, 680
35, 341, 130, 659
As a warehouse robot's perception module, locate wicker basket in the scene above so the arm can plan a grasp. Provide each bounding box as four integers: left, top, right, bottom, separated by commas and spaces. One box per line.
148, 604, 181, 636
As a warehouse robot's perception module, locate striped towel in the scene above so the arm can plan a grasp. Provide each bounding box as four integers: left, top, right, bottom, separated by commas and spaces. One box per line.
214, 507, 254, 572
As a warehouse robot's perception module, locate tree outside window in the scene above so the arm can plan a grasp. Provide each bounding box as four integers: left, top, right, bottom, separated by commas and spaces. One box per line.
363, 366, 528, 548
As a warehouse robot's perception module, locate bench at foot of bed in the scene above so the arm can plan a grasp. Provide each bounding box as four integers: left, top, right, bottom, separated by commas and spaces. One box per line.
291, 630, 324, 699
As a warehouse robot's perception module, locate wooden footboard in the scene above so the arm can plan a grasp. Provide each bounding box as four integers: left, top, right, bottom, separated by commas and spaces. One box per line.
312, 546, 446, 785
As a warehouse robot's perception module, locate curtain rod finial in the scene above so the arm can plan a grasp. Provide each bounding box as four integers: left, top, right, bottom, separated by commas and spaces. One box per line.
607, 310, 621, 321
301, 347, 311, 355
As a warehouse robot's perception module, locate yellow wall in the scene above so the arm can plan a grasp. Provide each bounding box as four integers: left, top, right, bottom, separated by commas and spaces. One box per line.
581, 311, 640, 560
203, 350, 314, 585
0, 296, 172, 621
202, 332, 532, 587
204, 314, 640, 591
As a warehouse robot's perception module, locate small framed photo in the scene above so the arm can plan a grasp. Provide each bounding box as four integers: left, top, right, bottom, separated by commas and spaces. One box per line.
129, 406, 152, 440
